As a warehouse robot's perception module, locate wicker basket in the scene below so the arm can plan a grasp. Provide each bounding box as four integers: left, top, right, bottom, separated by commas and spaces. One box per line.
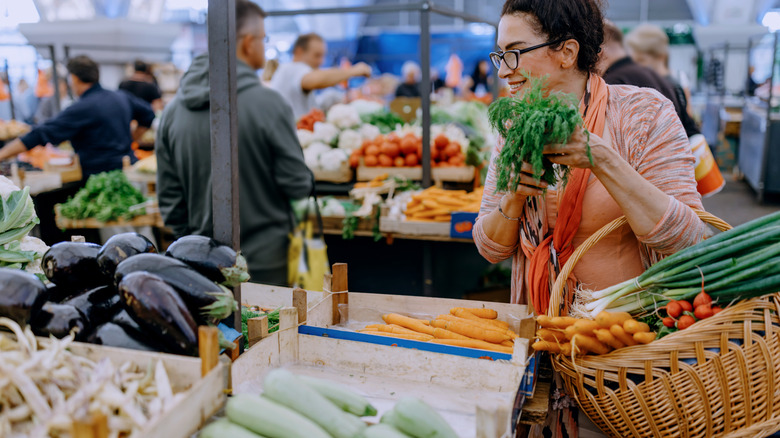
548, 211, 780, 438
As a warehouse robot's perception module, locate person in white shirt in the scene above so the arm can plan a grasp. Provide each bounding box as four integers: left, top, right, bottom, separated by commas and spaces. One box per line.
270, 33, 371, 119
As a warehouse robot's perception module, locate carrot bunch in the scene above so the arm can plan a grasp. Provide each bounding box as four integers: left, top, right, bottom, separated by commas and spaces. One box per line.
404, 187, 482, 223
533, 311, 656, 356
353, 173, 390, 189
358, 307, 517, 354
296, 109, 326, 131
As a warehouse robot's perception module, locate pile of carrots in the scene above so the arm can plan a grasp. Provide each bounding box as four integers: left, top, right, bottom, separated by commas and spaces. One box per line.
533, 311, 656, 356
353, 173, 389, 189
404, 187, 482, 223
358, 307, 517, 354
296, 109, 326, 131
350, 132, 467, 169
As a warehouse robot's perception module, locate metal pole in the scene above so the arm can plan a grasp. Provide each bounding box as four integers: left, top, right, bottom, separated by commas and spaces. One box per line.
4, 60, 15, 121
722, 43, 729, 100
758, 32, 778, 204
420, 1, 432, 188
208, 0, 241, 329
264, 2, 425, 16
492, 26, 499, 101
64, 45, 71, 62
50, 45, 61, 113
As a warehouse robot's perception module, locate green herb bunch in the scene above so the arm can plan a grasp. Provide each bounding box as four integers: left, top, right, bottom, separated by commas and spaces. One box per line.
60, 170, 146, 222
487, 75, 590, 193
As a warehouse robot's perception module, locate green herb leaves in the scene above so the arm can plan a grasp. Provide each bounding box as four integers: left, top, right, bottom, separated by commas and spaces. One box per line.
487, 76, 588, 193
60, 170, 146, 222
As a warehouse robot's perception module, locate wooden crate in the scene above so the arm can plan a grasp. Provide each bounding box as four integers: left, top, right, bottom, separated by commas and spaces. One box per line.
313, 162, 354, 183
54, 204, 165, 229
233, 307, 528, 438
379, 215, 451, 237
64, 341, 228, 438
44, 154, 82, 183
357, 165, 475, 183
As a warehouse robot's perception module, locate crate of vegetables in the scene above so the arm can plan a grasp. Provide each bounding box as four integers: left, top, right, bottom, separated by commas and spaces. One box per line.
233, 307, 527, 438
353, 129, 475, 183
539, 211, 780, 438
0, 318, 228, 438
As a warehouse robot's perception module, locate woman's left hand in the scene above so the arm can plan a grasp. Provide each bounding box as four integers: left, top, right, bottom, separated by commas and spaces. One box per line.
543, 128, 609, 170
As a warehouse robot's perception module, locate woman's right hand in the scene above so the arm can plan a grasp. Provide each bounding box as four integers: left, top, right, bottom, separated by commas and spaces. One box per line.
500, 162, 548, 218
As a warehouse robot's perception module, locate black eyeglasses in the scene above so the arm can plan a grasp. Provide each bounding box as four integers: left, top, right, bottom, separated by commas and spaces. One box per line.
489, 38, 566, 70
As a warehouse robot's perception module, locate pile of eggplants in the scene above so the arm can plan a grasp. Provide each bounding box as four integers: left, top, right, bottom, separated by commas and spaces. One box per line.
0, 232, 246, 356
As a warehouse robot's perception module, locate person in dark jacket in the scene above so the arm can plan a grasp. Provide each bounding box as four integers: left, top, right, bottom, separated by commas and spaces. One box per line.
119, 60, 163, 112
395, 61, 422, 98
156, 0, 313, 286
597, 21, 700, 138
0, 55, 154, 178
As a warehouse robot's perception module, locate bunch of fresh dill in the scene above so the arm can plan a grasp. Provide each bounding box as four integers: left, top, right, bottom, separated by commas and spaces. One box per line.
487, 76, 590, 193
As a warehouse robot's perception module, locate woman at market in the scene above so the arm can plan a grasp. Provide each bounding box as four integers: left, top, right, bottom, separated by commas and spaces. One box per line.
475, 0, 707, 327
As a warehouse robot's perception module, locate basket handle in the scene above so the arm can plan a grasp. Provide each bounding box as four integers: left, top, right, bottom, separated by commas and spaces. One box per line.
548, 210, 732, 317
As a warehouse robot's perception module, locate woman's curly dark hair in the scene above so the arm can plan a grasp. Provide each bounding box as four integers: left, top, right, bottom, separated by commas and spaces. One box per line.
501, 0, 605, 74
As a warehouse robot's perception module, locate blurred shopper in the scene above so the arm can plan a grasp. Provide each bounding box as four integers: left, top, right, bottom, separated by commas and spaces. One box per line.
261, 58, 279, 86
271, 33, 372, 119
0, 56, 154, 178
395, 61, 422, 98
119, 60, 163, 112
15, 79, 38, 123
156, 0, 313, 286
598, 21, 699, 138
470, 59, 492, 94
34, 78, 72, 124
430, 67, 446, 93
625, 24, 694, 120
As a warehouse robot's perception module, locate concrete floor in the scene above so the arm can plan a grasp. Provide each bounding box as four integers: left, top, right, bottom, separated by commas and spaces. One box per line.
702, 180, 780, 226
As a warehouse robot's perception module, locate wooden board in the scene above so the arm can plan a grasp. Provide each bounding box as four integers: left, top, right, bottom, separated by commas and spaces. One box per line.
379, 215, 451, 237
21, 171, 63, 196
232, 308, 527, 438
54, 204, 165, 229
357, 165, 475, 183
62, 341, 228, 438
313, 165, 354, 183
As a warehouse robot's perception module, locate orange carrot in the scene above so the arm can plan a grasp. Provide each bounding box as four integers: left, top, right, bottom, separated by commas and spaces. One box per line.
432, 338, 513, 354
532, 340, 563, 353
593, 328, 624, 350
537, 328, 567, 343
551, 316, 578, 329
609, 324, 637, 346
633, 332, 656, 344
431, 319, 510, 343
595, 311, 632, 328
623, 320, 650, 334
458, 307, 498, 319
564, 325, 577, 341
383, 313, 435, 336
359, 330, 433, 342
451, 308, 509, 329
438, 314, 517, 339
571, 334, 610, 355
432, 327, 471, 340
573, 320, 601, 336
537, 315, 555, 328
501, 340, 514, 347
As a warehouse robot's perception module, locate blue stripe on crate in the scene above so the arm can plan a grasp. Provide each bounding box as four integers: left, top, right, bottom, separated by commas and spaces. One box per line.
298, 325, 512, 361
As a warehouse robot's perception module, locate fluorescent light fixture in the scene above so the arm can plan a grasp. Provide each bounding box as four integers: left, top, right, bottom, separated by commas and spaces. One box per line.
762, 9, 780, 32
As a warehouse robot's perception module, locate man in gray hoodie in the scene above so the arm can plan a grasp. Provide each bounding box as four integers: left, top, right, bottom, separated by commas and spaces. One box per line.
156, 0, 313, 286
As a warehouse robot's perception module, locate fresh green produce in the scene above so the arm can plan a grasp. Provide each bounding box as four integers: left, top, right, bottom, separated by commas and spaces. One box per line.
226, 393, 331, 438
0, 268, 48, 325
114, 253, 237, 324
576, 211, 780, 317
200, 418, 266, 438
118, 272, 199, 355
0, 185, 44, 272
241, 306, 279, 344
59, 170, 146, 222
298, 374, 377, 417
361, 111, 403, 134
262, 368, 367, 438
97, 232, 157, 277
380, 397, 457, 438
166, 235, 249, 287
487, 75, 589, 191
42, 242, 110, 288
363, 424, 412, 438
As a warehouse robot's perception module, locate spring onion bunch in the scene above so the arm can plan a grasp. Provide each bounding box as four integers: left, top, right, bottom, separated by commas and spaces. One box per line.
487, 75, 591, 192
574, 211, 780, 317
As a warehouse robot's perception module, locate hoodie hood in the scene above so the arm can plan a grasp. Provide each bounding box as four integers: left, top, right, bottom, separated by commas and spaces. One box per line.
179, 53, 262, 110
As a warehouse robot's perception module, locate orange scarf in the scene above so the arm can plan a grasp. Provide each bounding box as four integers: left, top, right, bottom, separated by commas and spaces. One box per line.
526, 74, 609, 315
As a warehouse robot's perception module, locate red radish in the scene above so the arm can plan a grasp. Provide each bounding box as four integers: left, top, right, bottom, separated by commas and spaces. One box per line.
693, 290, 712, 308
666, 301, 682, 319
662, 317, 676, 328
677, 315, 696, 330
679, 300, 693, 312
712, 306, 723, 315
694, 304, 713, 320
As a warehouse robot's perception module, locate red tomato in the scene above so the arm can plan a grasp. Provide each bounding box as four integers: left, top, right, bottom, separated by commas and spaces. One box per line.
365, 145, 380, 156
364, 155, 378, 167
445, 143, 461, 158
349, 154, 360, 168
378, 154, 393, 167
380, 142, 400, 158
434, 134, 449, 150
393, 156, 405, 167
400, 138, 417, 155
405, 153, 419, 166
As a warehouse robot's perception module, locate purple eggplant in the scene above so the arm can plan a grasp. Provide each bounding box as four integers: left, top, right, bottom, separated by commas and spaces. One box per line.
30, 302, 88, 339
87, 322, 163, 352
118, 271, 198, 355
62, 285, 120, 327
43, 242, 110, 288
97, 233, 157, 277
0, 268, 48, 325
165, 235, 249, 287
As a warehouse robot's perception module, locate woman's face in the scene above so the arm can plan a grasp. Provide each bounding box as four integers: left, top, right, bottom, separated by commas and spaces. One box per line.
496, 13, 573, 96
